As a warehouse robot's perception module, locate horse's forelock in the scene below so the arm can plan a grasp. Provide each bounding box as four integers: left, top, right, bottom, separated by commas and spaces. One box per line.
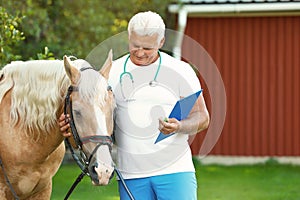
79, 70, 108, 106
72, 59, 108, 106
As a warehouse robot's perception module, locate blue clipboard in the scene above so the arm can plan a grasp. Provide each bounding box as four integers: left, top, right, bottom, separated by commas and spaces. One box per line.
154, 89, 203, 144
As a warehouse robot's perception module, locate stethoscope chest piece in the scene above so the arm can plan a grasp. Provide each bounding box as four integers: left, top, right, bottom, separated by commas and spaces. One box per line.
149, 80, 158, 87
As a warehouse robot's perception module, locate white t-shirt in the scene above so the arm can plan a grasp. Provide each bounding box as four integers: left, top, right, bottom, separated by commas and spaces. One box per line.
108, 52, 201, 179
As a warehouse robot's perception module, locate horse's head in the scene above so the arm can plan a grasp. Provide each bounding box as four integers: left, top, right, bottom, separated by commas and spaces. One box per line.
63, 50, 115, 186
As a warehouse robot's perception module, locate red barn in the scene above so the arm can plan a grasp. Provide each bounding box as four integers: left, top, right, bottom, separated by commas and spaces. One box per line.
168, 0, 300, 162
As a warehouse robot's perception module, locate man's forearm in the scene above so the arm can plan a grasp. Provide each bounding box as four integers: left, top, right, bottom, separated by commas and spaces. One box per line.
178, 110, 210, 135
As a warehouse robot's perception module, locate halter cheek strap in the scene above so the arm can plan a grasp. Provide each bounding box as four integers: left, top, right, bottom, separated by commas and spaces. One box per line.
64, 86, 83, 148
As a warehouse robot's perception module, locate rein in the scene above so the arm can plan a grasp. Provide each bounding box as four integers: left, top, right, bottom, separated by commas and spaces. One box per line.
0, 155, 19, 200
63, 70, 134, 199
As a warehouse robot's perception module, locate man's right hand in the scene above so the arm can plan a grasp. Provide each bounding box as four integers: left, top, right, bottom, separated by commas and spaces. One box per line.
58, 113, 72, 137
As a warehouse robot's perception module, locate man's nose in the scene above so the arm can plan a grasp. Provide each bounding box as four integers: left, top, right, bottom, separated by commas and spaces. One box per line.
135, 48, 145, 56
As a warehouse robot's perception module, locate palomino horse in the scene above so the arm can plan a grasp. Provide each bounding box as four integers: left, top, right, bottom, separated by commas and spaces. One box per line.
0, 50, 115, 199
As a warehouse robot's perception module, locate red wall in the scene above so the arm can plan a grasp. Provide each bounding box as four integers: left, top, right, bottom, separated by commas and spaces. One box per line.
185, 16, 300, 156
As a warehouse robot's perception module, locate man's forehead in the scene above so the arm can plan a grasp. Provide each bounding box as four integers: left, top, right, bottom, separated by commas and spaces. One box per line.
129, 32, 159, 46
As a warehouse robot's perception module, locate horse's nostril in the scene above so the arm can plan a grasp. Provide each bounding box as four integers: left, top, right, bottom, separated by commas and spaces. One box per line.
88, 163, 99, 184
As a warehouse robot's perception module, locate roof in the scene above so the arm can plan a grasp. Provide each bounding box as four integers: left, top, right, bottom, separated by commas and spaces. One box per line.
177, 0, 300, 4
169, 0, 300, 16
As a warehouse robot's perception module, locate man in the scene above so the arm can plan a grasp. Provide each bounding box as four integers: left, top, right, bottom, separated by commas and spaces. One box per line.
59, 11, 209, 200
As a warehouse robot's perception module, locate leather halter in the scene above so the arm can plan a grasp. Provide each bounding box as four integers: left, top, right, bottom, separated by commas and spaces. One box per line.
63, 84, 113, 172
64, 67, 134, 200
63, 67, 114, 200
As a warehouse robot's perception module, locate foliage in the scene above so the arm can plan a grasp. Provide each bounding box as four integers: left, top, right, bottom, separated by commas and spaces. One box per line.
1, 0, 176, 65
37, 46, 55, 60
0, 6, 25, 67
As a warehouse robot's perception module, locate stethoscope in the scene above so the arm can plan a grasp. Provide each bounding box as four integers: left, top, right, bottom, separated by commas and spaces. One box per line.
120, 51, 162, 101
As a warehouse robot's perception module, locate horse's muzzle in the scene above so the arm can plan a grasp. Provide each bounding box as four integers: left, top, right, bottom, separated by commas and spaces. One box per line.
88, 162, 114, 186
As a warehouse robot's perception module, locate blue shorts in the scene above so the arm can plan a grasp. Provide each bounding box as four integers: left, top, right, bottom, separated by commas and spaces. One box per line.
118, 172, 197, 200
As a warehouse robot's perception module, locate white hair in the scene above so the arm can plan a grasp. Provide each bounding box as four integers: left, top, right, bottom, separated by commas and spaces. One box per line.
128, 11, 165, 44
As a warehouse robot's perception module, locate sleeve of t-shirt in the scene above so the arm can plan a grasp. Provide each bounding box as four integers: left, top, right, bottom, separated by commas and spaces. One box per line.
178, 61, 201, 97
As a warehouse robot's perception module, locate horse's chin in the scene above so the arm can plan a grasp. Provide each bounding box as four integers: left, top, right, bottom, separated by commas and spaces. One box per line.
92, 179, 109, 186
89, 163, 114, 186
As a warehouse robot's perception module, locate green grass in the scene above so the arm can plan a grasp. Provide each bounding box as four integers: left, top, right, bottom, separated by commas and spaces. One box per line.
51, 160, 300, 200
51, 164, 119, 200
195, 159, 300, 200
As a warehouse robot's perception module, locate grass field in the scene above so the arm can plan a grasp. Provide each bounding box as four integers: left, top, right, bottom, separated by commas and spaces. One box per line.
51, 159, 300, 200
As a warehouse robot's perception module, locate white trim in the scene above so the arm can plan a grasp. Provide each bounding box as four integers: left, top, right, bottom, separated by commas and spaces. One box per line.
197, 155, 300, 165
169, 3, 300, 16
173, 10, 187, 60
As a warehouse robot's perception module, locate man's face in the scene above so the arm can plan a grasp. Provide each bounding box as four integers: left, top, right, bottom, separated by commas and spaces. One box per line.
128, 31, 163, 66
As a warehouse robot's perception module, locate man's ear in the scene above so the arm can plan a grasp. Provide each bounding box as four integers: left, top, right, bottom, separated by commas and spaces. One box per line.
159, 37, 165, 49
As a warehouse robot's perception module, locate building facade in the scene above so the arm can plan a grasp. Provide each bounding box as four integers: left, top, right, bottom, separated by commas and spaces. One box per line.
169, 0, 300, 156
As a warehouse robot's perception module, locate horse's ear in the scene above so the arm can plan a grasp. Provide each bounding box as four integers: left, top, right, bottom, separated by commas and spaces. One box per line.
64, 56, 80, 84
99, 49, 113, 79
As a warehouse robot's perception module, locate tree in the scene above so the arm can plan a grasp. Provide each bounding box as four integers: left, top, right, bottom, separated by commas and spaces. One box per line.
0, 6, 25, 67
1, 0, 176, 63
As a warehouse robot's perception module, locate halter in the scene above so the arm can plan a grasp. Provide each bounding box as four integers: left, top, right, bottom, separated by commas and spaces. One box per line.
63, 67, 113, 199
63, 85, 113, 170
63, 85, 114, 199
63, 67, 135, 200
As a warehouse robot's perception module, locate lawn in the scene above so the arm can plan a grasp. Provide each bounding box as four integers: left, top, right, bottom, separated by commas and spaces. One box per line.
51, 159, 300, 200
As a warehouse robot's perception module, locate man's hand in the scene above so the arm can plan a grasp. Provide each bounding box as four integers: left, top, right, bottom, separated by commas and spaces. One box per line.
58, 113, 71, 137
158, 117, 181, 135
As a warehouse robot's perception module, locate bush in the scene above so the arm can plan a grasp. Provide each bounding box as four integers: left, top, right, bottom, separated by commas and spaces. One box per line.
0, 6, 25, 67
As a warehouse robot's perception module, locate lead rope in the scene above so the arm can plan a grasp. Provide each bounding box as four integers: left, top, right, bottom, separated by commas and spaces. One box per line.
63, 138, 88, 200
63, 82, 134, 200
64, 138, 135, 200
0, 156, 20, 200
115, 168, 135, 200
63, 172, 86, 200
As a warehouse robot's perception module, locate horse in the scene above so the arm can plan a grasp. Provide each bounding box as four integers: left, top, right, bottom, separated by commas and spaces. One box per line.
0, 50, 115, 199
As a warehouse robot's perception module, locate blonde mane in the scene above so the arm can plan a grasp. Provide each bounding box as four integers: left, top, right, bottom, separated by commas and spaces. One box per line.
0, 60, 70, 137
0, 59, 110, 139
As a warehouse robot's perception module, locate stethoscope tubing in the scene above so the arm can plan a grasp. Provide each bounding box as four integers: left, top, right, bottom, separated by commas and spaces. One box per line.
119, 51, 162, 100
119, 51, 161, 85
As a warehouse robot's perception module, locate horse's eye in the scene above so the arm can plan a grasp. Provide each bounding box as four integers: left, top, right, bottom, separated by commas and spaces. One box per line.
73, 110, 82, 118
